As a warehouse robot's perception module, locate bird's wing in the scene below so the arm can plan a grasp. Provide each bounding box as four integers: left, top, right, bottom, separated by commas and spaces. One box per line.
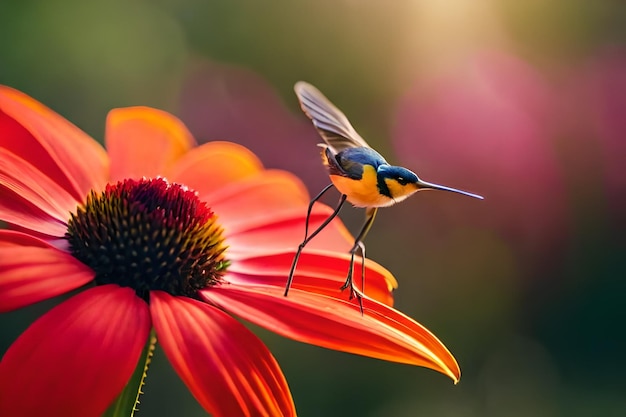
320, 145, 363, 180
294, 81, 371, 153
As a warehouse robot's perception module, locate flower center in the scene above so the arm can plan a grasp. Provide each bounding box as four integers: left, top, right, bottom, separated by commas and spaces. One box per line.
65, 178, 227, 300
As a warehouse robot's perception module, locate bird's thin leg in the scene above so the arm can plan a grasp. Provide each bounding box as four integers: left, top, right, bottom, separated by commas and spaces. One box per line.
284, 185, 346, 297
341, 208, 378, 314
303, 183, 334, 242
348, 240, 366, 315
357, 241, 366, 295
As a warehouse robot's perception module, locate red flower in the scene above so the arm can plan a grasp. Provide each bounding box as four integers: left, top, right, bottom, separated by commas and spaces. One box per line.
0, 85, 460, 416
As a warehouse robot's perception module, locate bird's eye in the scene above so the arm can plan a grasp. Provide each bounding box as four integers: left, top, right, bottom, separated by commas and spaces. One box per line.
396, 177, 408, 185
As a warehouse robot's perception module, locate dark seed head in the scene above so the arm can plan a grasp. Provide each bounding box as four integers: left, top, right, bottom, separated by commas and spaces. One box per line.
66, 178, 227, 301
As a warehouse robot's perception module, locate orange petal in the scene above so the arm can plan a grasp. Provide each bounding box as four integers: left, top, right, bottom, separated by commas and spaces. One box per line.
206, 170, 310, 231
167, 141, 263, 197
150, 291, 296, 417
227, 249, 397, 306
202, 284, 460, 383
0, 231, 94, 312
0, 285, 151, 417
225, 204, 354, 256
0, 85, 108, 200
0, 148, 80, 236
106, 107, 195, 181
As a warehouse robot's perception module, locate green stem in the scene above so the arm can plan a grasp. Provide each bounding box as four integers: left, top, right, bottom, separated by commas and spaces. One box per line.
104, 329, 157, 417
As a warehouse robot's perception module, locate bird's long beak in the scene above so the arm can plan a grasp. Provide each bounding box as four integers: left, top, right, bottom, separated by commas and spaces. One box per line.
416, 179, 484, 200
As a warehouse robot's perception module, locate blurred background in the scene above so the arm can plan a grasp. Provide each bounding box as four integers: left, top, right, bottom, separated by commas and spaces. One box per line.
1, 0, 625, 415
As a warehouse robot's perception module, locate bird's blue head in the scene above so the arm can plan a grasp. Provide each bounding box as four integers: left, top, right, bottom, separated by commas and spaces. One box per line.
377, 165, 419, 202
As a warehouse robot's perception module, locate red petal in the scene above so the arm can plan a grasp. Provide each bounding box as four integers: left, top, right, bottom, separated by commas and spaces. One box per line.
202, 284, 460, 383
225, 204, 353, 255
203, 169, 355, 254
0, 148, 79, 236
167, 141, 263, 197
106, 107, 195, 181
0, 85, 108, 200
150, 291, 295, 417
0, 231, 94, 312
226, 250, 397, 306
0, 285, 151, 417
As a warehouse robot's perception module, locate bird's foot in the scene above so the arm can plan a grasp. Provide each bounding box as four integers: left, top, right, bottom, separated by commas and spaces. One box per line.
340, 276, 364, 315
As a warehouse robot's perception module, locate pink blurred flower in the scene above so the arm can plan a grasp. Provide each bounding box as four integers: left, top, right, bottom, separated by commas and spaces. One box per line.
564, 48, 626, 225
393, 50, 569, 258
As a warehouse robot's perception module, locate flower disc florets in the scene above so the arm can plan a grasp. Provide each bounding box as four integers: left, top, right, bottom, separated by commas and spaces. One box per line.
66, 178, 227, 300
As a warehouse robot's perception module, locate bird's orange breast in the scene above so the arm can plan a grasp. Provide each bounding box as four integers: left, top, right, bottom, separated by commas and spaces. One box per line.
329, 165, 394, 208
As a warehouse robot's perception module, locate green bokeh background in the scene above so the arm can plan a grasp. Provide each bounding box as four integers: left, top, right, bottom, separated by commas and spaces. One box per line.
1, 1, 625, 416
